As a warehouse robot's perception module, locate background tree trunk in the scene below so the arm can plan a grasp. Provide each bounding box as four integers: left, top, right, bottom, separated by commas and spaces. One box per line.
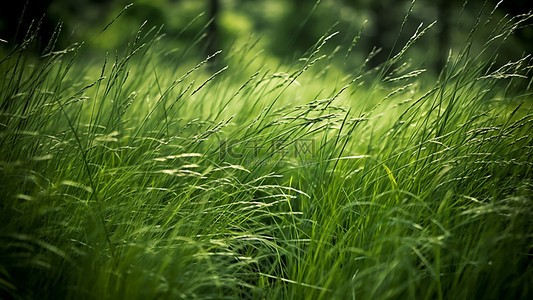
437, 0, 451, 73
206, 0, 220, 66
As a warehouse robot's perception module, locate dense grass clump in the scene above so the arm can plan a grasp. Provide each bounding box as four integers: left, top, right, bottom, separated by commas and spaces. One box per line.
1, 4, 532, 300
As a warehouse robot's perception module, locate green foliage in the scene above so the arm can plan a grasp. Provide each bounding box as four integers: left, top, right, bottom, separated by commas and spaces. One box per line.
0, 2, 532, 299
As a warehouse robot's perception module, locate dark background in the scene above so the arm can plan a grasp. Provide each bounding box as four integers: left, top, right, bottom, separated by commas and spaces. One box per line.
1, 0, 532, 73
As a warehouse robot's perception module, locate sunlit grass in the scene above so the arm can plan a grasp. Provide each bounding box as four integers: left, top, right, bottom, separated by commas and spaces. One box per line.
0, 3, 532, 300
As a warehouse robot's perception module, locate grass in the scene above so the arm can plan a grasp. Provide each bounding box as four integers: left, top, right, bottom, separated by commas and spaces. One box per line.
1, 3, 532, 299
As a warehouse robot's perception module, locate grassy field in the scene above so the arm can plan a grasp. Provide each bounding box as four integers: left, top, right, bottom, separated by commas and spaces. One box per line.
1, 5, 532, 300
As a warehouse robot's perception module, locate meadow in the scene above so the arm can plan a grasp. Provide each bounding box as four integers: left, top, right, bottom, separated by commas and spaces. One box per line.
0, 3, 532, 299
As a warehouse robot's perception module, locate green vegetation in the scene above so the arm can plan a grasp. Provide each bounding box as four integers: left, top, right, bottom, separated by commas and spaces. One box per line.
1, 2, 532, 299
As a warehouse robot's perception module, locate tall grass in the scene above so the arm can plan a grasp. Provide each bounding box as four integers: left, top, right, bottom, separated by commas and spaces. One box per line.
1, 2, 532, 299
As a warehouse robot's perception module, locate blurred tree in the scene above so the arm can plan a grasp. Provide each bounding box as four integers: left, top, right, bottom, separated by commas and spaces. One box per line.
206, 0, 220, 56
436, 0, 451, 72
1, 0, 531, 73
